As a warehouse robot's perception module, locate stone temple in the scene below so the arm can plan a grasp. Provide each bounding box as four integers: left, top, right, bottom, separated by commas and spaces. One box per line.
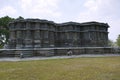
4, 18, 113, 57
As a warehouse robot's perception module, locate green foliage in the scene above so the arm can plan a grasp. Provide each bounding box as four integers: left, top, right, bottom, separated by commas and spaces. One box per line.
116, 34, 120, 47
16, 16, 24, 20
0, 16, 14, 48
0, 16, 14, 29
0, 57, 120, 80
0, 29, 9, 46
108, 40, 116, 47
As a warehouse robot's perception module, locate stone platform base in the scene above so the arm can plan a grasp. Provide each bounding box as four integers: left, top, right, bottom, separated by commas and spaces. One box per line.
0, 47, 120, 57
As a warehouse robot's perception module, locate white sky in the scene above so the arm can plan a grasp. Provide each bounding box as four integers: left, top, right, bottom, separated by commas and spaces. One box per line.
0, 0, 120, 41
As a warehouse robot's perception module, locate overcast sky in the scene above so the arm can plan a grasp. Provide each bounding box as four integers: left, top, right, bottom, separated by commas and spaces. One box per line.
0, 0, 120, 41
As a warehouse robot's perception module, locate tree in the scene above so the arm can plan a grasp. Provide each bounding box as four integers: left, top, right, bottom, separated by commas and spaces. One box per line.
0, 16, 14, 48
0, 16, 14, 29
116, 34, 120, 47
108, 40, 114, 47
16, 16, 24, 20
0, 29, 9, 48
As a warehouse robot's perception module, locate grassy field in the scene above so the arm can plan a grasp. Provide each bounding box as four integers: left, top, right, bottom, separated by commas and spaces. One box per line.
0, 57, 120, 80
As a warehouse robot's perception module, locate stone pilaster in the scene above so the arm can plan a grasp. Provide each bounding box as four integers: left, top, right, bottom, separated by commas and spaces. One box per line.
16, 30, 23, 49
9, 31, 15, 39
34, 30, 41, 48
49, 31, 55, 47
24, 22, 33, 48
35, 22, 40, 29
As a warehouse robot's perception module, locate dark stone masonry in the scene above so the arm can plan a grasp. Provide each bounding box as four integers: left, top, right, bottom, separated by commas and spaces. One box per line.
0, 19, 120, 57
8, 19, 109, 48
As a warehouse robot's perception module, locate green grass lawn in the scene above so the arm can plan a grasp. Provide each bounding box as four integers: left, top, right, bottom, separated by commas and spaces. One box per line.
0, 57, 120, 80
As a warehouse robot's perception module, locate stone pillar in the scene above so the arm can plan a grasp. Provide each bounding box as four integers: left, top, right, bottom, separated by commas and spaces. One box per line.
16, 23, 21, 29
9, 31, 15, 39
16, 30, 21, 38
49, 31, 55, 47
104, 33, 108, 46
34, 30, 41, 48
44, 23, 48, 29
78, 32, 81, 47
74, 32, 77, 47
21, 22, 33, 56
24, 30, 33, 48
9, 23, 15, 38
35, 23, 40, 29
16, 30, 23, 49
26, 30, 31, 39
8, 31, 16, 49
42, 24, 49, 48
15, 22, 23, 49
43, 31, 49, 47
24, 23, 33, 48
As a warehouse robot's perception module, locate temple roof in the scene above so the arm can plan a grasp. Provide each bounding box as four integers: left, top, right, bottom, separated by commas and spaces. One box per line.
9, 19, 109, 27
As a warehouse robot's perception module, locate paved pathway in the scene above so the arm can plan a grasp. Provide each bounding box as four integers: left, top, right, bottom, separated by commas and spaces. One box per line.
0, 54, 120, 62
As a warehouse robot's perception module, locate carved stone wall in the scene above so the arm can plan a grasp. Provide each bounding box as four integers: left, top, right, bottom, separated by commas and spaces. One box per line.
8, 19, 109, 49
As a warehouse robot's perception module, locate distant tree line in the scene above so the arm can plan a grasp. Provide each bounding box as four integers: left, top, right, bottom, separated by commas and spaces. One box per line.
108, 35, 120, 47
116, 35, 120, 47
